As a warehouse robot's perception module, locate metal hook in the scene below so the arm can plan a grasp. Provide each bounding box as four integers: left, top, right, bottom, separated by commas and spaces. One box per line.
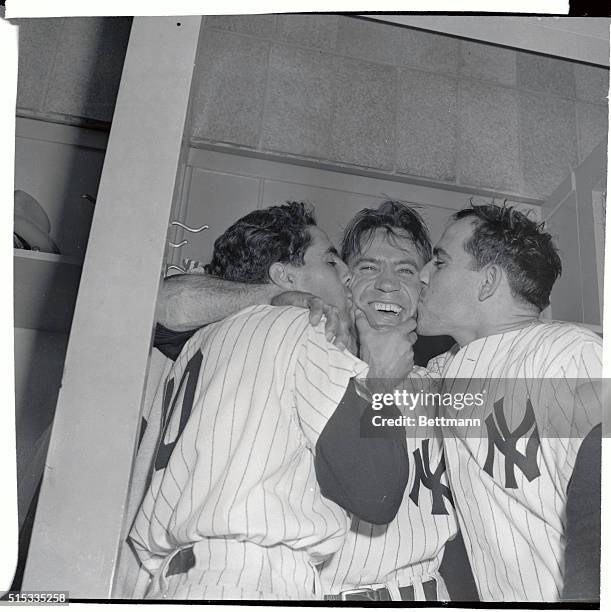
166, 264, 187, 273
168, 239, 188, 248
171, 221, 209, 233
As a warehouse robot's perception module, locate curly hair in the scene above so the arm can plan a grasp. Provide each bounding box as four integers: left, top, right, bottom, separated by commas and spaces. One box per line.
340, 200, 432, 265
205, 202, 316, 283
453, 204, 562, 311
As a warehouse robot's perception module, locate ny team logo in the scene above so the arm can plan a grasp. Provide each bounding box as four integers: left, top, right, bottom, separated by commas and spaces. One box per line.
484, 397, 541, 488
410, 439, 454, 515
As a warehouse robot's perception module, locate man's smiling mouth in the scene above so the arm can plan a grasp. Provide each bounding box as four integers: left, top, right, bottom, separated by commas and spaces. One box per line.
371, 301, 403, 316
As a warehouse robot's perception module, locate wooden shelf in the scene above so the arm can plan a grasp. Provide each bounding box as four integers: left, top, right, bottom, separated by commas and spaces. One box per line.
14, 249, 83, 333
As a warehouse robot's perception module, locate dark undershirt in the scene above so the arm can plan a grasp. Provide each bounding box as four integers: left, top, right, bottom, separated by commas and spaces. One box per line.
154, 323, 198, 361
562, 424, 601, 602
315, 379, 409, 524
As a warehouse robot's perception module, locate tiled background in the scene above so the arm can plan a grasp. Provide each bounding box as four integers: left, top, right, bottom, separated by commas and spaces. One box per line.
15, 15, 609, 201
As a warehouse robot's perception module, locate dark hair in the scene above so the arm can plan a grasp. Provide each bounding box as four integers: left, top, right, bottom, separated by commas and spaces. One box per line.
340, 200, 432, 264
453, 204, 562, 311
205, 201, 316, 282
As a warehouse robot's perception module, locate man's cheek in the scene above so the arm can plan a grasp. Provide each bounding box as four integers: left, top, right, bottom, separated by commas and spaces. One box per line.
403, 284, 421, 318
407, 297, 418, 318
348, 278, 365, 305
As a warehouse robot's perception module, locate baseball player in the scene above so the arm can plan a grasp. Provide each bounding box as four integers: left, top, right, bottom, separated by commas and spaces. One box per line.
316, 202, 459, 601
417, 204, 602, 602
125, 202, 412, 600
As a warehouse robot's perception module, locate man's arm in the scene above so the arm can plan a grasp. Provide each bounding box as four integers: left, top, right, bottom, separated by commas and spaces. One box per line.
156, 273, 281, 331
314, 312, 418, 524
155, 281, 353, 361
315, 379, 409, 525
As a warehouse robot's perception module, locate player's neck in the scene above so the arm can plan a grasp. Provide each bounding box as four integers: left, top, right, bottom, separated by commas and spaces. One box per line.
483, 313, 540, 337
457, 309, 540, 347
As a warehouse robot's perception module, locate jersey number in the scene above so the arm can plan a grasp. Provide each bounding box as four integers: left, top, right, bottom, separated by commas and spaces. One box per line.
154, 350, 203, 471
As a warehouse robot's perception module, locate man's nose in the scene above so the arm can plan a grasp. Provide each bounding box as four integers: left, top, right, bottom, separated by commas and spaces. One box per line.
419, 262, 431, 285
374, 269, 399, 292
338, 260, 352, 286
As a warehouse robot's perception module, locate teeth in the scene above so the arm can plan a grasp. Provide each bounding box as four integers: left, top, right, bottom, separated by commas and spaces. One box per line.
373, 302, 402, 315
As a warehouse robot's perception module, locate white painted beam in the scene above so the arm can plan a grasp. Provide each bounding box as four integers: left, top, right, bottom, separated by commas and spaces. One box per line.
21, 16, 202, 598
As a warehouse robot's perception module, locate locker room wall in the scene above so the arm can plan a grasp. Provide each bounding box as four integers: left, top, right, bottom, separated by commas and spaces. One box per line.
14, 118, 108, 529
15, 16, 608, 205
15, 117, 107, 259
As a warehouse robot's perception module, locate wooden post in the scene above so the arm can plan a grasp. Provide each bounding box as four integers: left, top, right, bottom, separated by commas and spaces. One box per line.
22, 16, 202, 598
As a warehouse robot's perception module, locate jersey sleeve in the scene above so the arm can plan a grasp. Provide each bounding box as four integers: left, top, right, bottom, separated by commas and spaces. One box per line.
540, 336, 602, 439
291, 319, 368, 449
315, 379, 409, 524
538, 335, 602, 494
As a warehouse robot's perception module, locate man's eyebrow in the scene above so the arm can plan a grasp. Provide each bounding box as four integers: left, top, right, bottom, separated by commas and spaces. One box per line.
325, 246, 340, 256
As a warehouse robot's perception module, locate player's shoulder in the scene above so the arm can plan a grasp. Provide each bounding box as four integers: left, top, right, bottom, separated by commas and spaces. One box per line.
529, 320, 601, 349
527, 321, 602, 377
231, 306, 367, 375
199, 304, 309, 334
175, 305, 309, 359
223, 304, 317, 347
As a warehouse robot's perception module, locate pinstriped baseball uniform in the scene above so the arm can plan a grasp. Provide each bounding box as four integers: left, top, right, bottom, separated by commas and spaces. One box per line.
319, 366, 458, 599
429, 321, 602, 602
129, 304, 368, 600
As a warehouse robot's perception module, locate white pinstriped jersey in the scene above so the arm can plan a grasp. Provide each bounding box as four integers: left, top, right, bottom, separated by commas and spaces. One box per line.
319, 367, 458, 597
129, 305, 368, 599
428, 321, 602, 602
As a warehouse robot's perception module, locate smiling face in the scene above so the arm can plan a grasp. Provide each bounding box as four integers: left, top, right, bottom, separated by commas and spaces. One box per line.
348, 228, 425, 328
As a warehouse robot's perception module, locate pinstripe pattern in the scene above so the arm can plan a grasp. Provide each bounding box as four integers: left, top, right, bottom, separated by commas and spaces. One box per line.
152, 584, 287, 600
129, 305, 367, 600
432, 321, 602, 602
319, 366, 458, 599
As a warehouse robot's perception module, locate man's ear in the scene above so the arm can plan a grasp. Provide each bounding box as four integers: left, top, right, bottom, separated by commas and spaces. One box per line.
268, 261, 295, 290
479, 264, 503, 301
